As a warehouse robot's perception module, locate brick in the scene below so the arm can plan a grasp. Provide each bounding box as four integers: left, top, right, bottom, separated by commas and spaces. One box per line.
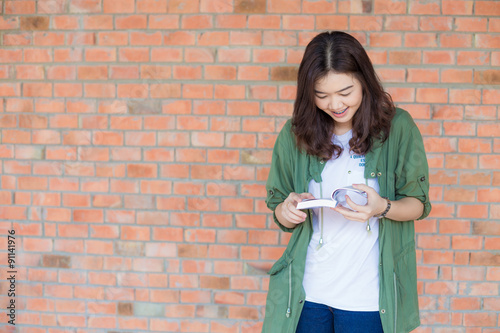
20, 16, 49, 31
47, 65, 78, 80
16, 65, 45, 80
248, 15, 281, 29
148, 15, 179, 30
98, 32, 128, 46
52, 15, 80, 30
267, 0, 300, 12
385, 16, 418, 31
270, 67, 298, 81
374, 0, 406, 14
307, 0, 338, 13
198, 31, 229, 46
178, 244, 208, 258
200, 0, 234, 13
0, 16, 19, 29
5, 1, 36, 14
474, 70, 500, 85
456, 18, 488, 32
452, 236, 484, 252
69, 32, 96, 45
483, 89, 500, 105
443, 122, 475, 136
164, 31, 196, 45
205, 65, 237, 80
441, 33, 472, 48
405, 33, 438, 48
480, 155, 500, 169
166, 0, 199, 12
7, 100, 35, 115
350, 16, 383, 31
425, 281, 458, 295
475, 1, 500, 15
458, 138, 491, 153
69, 0, 101, 13
449, 89, 481, 104
82, 15, 111, 29
182, 84, 213, 99
409, 0, 440, 14
119, 48, 149, 62
389, 51, 421, 65
423, 51, 455, 65
473, 221, 500, 235
450, 297, 481, 310
420, 17, 452, 31
442, 0, 473, 15
136, 0, 167, 12
216, 14, 246, 29
103, 0, 134, 13
4, 32, 32, 46
457, 204, 488, 219
230, 31, 262, 46
33, 32, 66, 47
491, 19, 500, 33
416, 88, 448, 103
200, 276, 230, 289
441, 69, 473, 83
217, 48, 250, 63
464, 313, 497, 327
460, 171, 491, 186
263, 31, 297, 46
182, 15, 212, 29
173, 65, 202, 80
0, 49, 22, 63
283, 15, 314, 30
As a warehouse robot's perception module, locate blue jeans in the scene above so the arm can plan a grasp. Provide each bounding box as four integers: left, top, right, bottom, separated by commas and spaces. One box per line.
296, 301, 384, 333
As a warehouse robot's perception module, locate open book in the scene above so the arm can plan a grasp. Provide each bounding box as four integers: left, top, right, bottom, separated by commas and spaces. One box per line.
296, 186, 367, 210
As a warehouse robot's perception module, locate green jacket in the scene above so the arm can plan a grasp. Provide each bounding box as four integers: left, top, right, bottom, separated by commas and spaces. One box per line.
263, 108, 431, 333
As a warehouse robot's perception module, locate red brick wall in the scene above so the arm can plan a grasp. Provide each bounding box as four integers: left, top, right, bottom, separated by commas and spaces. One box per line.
1, 0, 499, 331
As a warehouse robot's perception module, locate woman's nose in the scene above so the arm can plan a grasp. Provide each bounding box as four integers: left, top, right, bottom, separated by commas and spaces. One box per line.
328, 98, 343, 110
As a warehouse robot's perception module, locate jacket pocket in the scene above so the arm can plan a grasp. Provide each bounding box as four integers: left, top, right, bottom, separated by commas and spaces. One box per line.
268, 252, 292, 275
267, 253, 294, 319
393, 242, 419, 332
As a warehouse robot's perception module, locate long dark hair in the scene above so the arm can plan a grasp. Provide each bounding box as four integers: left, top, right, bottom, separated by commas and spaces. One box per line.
292, 31, 395, 160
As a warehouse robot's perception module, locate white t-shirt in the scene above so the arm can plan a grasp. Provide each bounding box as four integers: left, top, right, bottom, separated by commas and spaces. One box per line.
302, 130, 381, 311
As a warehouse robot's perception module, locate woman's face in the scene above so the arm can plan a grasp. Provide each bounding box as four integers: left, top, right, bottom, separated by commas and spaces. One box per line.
314, 71, 363, 135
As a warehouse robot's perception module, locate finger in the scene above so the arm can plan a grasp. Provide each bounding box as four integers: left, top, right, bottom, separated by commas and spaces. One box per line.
352, 183, 377, 197
333, 206, 366, 222
344, 195, 365, 212
299, 192, 316, 200
283, 201, 307, 223
288, 192, 303, 204
352, 183, 370, 191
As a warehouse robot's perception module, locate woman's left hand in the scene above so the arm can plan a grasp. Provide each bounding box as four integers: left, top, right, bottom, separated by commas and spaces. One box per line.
333, 183, 387, 222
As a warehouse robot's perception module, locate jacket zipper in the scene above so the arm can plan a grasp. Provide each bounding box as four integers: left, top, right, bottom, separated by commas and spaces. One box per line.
286, 262, 292, 318
393, 272, 397, 331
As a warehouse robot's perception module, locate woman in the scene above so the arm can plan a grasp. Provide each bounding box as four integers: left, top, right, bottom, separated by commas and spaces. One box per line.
263, 31, 431, 333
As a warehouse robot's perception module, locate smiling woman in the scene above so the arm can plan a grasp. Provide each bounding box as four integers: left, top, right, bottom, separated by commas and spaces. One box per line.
263, 31, 431, 333
313, 72, 363, 135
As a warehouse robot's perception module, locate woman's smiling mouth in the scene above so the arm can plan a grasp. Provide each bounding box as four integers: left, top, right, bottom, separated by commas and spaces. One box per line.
331, 107, 348, 115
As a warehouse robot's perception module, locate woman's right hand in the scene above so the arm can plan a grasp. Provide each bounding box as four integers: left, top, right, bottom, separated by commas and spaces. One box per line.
277, 192, 315, 227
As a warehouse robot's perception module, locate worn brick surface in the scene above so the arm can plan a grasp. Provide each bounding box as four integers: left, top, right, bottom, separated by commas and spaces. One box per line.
1, 0, 499, 331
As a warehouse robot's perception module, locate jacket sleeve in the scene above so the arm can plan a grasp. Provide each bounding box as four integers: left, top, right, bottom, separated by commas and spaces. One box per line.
266, 122, 296, 232
393, 112, 432, 220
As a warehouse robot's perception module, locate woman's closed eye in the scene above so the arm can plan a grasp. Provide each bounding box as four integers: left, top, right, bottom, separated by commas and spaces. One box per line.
316, 92, 352, 99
